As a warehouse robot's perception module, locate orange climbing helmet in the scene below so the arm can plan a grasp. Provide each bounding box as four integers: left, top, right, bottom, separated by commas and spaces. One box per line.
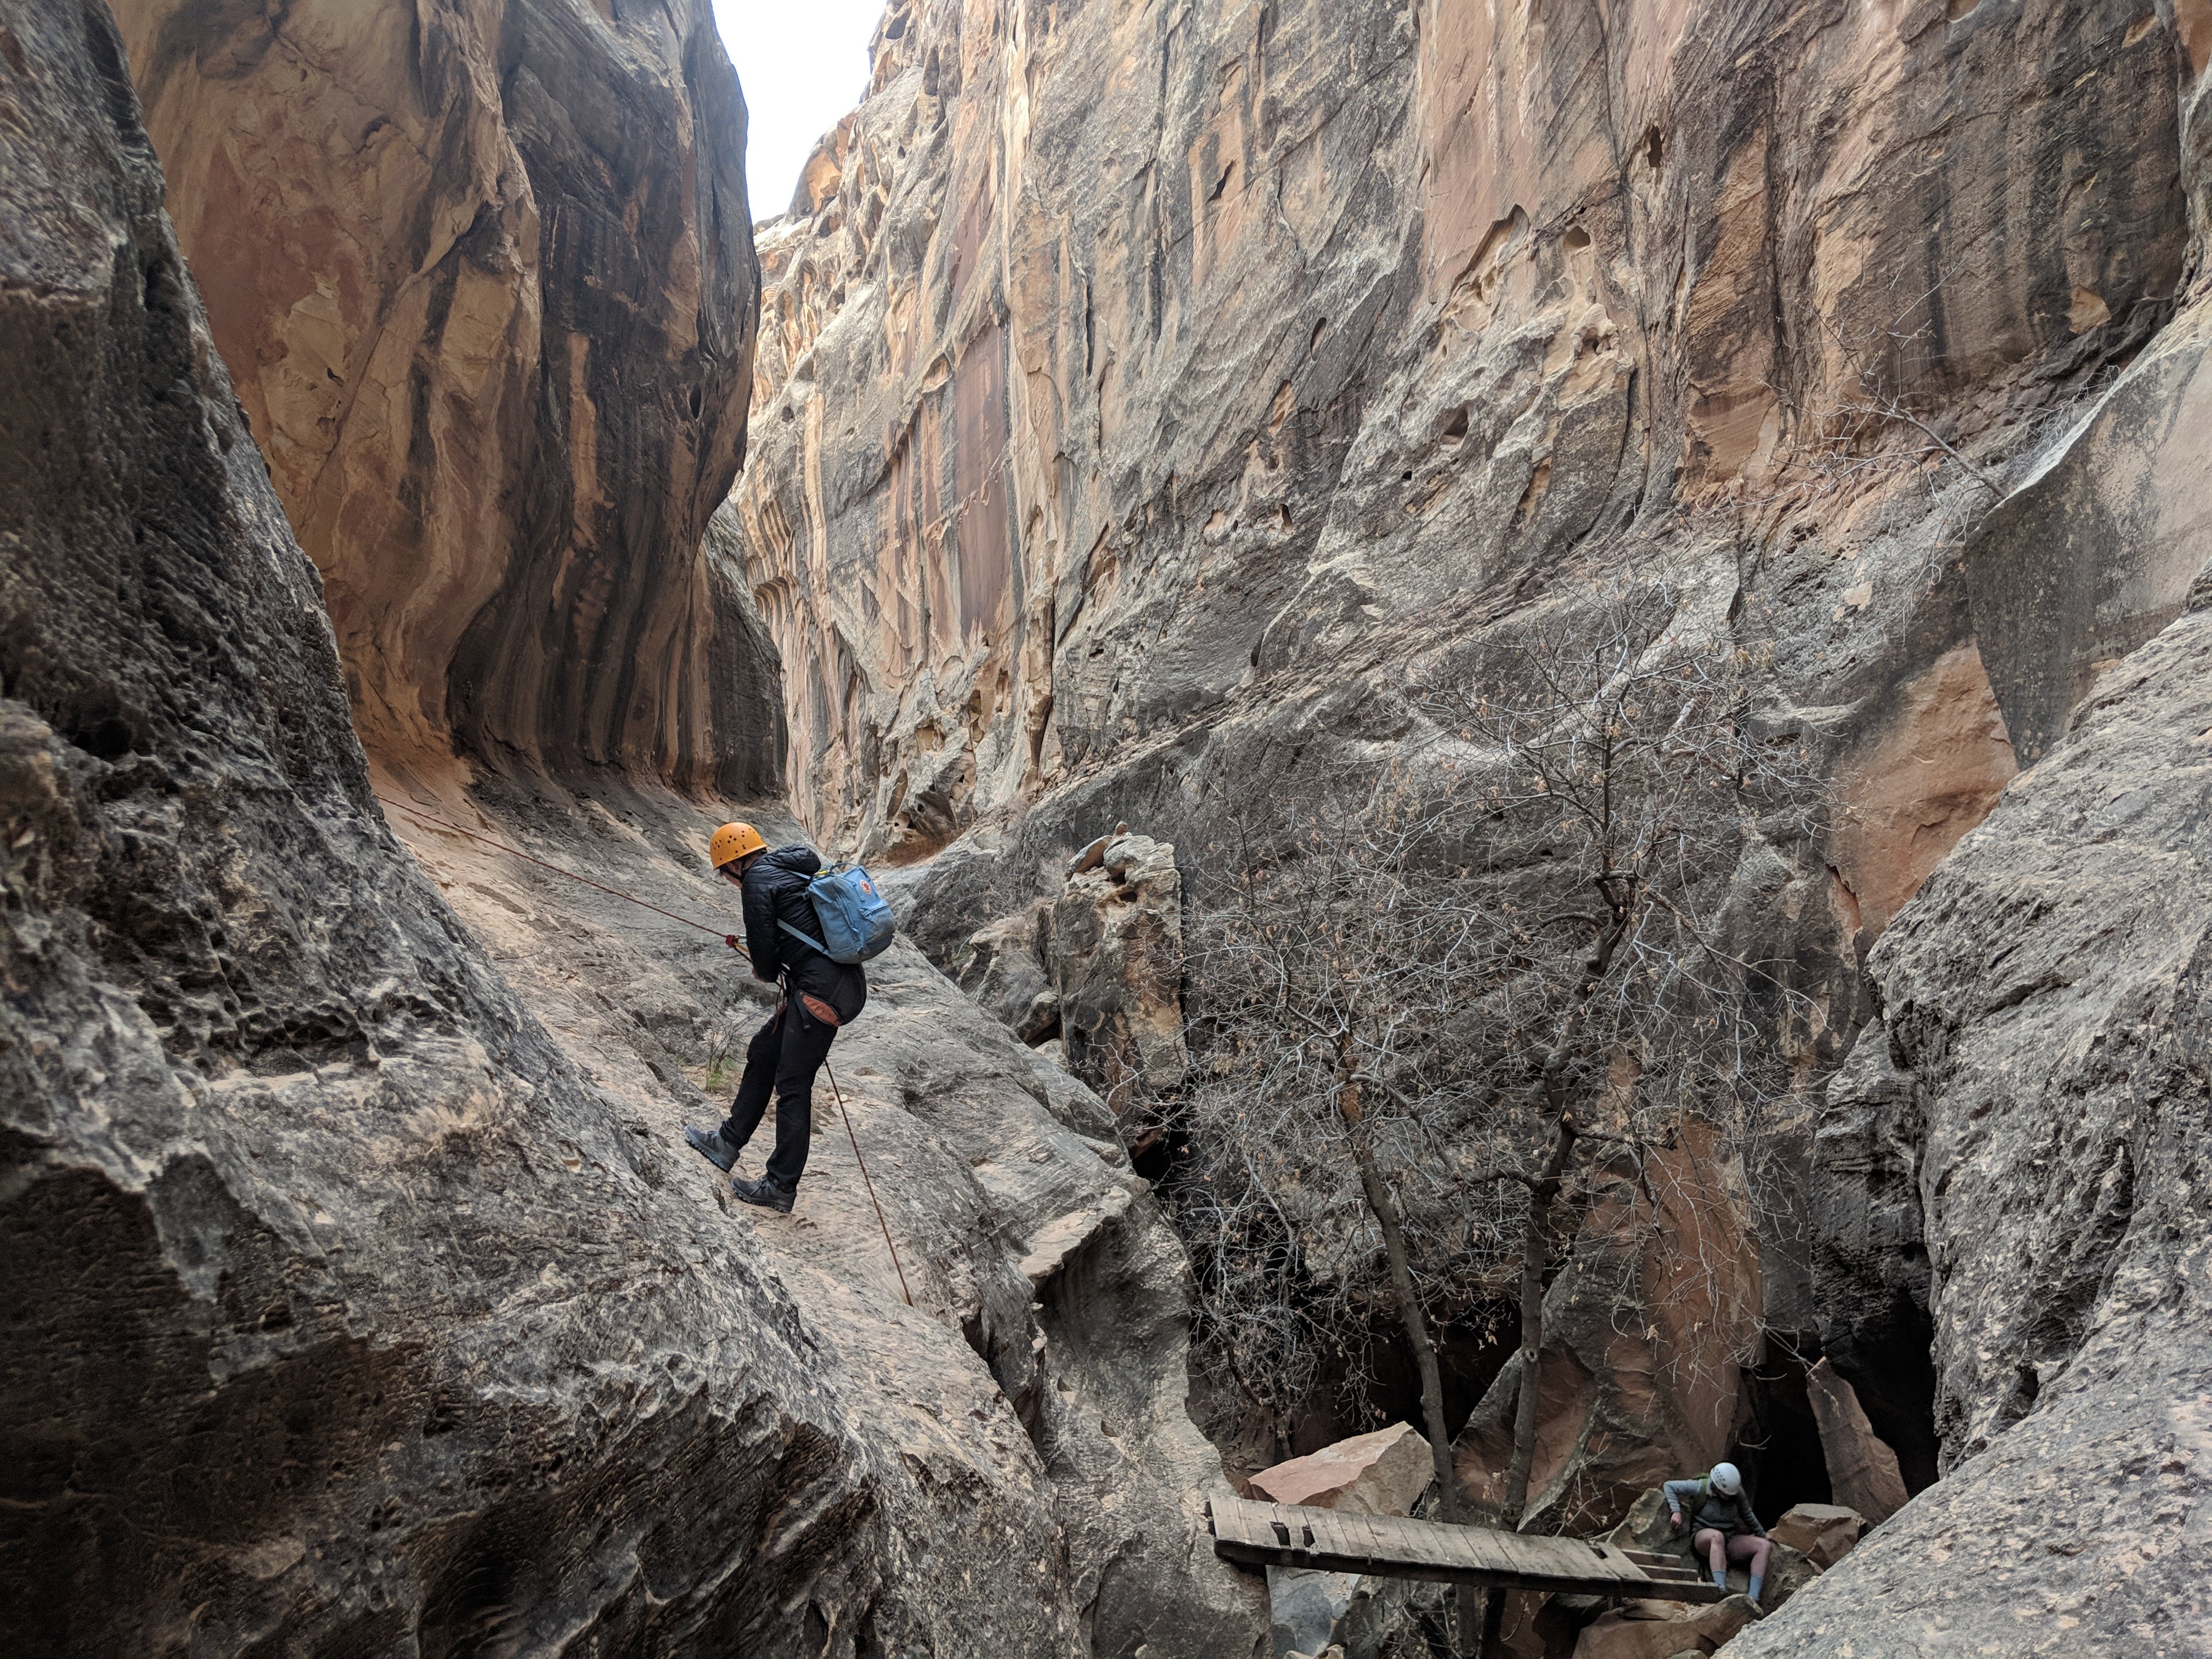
709, 821, 767, 869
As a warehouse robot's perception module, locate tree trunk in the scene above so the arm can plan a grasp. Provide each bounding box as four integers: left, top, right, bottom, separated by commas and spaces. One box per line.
1478, 1113, 1580, 1658
1500, 1169, 1557, 1521
1347, 1125, 1459, 1521
1339, 1058, 1474, 1654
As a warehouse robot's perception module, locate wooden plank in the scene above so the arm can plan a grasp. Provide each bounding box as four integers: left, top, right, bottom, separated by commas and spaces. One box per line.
1320, 1507, 1384, 1563
1209, 1497, 1251, 1549
1311, 1510, 1377, 1579
1204, 1495, 1726, 1602
1446, 1521, 1520, 1577
1567, 1539, 1652, 1585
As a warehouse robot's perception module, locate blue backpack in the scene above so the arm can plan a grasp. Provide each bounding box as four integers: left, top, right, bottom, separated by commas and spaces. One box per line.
778, 864, 896, 964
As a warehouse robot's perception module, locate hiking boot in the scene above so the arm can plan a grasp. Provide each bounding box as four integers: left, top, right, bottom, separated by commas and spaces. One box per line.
731, 1173, 795, 1214
684, 1125, 741, 1172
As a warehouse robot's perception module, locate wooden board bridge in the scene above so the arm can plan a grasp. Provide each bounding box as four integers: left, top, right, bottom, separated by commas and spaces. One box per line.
1207, 1494, 1723, 1602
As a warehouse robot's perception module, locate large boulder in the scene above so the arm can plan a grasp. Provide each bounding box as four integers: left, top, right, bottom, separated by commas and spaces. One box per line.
386, 786, 1272, 1659
1250, 1421, 1436, 1517
955, 898, 1060, 1042
1571, 1596, 1754, 1659
1765, 1504, 1866, 1572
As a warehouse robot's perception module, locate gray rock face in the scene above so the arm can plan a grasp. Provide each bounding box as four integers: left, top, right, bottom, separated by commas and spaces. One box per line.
729, 8, 2212, 1621
1962, 296, 2212, 761
0, 9, 1259, 1654
1046, 832, 1189, 1119
376, 782, 1268, 1659
1730, 475, 2212, 1655
948, 831, 1189, 1123
727, 0, 2187, 913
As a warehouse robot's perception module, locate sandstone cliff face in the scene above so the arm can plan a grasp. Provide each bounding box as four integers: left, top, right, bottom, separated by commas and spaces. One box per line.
729, 0, 2185, 903
1734, 509, 2212, 1655
0, 6, 1259, 1654
112, 0, 780, 794
728, 0, 2212, 1644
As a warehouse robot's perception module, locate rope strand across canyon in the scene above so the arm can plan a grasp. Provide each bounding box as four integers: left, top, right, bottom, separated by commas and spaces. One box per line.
373, 789, 914, 1305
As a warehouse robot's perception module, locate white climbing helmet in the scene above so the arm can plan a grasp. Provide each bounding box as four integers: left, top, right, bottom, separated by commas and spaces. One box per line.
1709, 1462, 1743, 1495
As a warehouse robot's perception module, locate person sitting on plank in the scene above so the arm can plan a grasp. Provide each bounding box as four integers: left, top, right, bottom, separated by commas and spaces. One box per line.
1664, 1462, 1770, 1609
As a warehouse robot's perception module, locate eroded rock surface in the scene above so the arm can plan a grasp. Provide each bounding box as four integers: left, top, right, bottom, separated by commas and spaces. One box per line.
375, 776, 1266, 1659
0, 9, 1258, 1655
729, 0, 2185, 910
730, 1, 2209, 1611
1046, 831, 1188, 1118
111, 0, 779, 793
1730, 471, 2212, 1655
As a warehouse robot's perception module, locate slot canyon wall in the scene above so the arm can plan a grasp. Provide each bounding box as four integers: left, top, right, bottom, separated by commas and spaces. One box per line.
110, 0, 782, 793
729, 0, 2212, 1651
3, 2, 1266, 1656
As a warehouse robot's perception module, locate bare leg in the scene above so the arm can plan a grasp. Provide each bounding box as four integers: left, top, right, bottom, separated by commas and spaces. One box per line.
1726, 1533, 1773, 1602
1695, 1528, 1728, 1584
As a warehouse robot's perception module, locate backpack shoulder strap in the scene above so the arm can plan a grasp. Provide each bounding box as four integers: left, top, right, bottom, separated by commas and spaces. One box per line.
778, 917, 831, 957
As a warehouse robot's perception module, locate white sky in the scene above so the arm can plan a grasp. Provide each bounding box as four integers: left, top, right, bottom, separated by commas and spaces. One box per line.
712, 0, 884, 222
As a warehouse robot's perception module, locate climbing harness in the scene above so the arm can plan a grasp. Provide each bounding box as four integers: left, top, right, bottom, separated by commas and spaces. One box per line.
374, 789, 915, 1306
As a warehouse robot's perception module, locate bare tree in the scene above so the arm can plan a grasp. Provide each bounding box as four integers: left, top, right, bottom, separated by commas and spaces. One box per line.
1164, 574, 1824, 1657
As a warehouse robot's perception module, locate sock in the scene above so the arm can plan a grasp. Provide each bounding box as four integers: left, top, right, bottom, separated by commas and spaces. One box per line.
1748, 1572, 1764, 1604
1712, 1565, 1728, 1589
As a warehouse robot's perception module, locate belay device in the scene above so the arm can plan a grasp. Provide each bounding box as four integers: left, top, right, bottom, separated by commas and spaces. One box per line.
780, 864, 898, 963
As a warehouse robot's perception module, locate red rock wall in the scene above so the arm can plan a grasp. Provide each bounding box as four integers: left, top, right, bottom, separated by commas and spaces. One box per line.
112, 0, 776, 793
731, 0, 2190, 946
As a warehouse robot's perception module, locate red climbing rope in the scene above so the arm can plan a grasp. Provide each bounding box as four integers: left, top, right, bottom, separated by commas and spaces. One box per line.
372, 791, 744, 945
823, 1056, 913, 1306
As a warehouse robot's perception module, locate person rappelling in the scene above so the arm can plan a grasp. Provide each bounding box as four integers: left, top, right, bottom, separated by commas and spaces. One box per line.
683, 821, 893, 1214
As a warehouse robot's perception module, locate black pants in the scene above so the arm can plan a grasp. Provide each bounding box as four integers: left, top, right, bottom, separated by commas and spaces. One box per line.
719, 998, 836, 1190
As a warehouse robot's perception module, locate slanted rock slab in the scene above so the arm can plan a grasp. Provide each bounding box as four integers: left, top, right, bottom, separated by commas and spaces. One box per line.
1804, 1357, 1909, 1525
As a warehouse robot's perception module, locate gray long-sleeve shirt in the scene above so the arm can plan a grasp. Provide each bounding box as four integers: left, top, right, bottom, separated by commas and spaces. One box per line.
1663, 1476, 1765, 1538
